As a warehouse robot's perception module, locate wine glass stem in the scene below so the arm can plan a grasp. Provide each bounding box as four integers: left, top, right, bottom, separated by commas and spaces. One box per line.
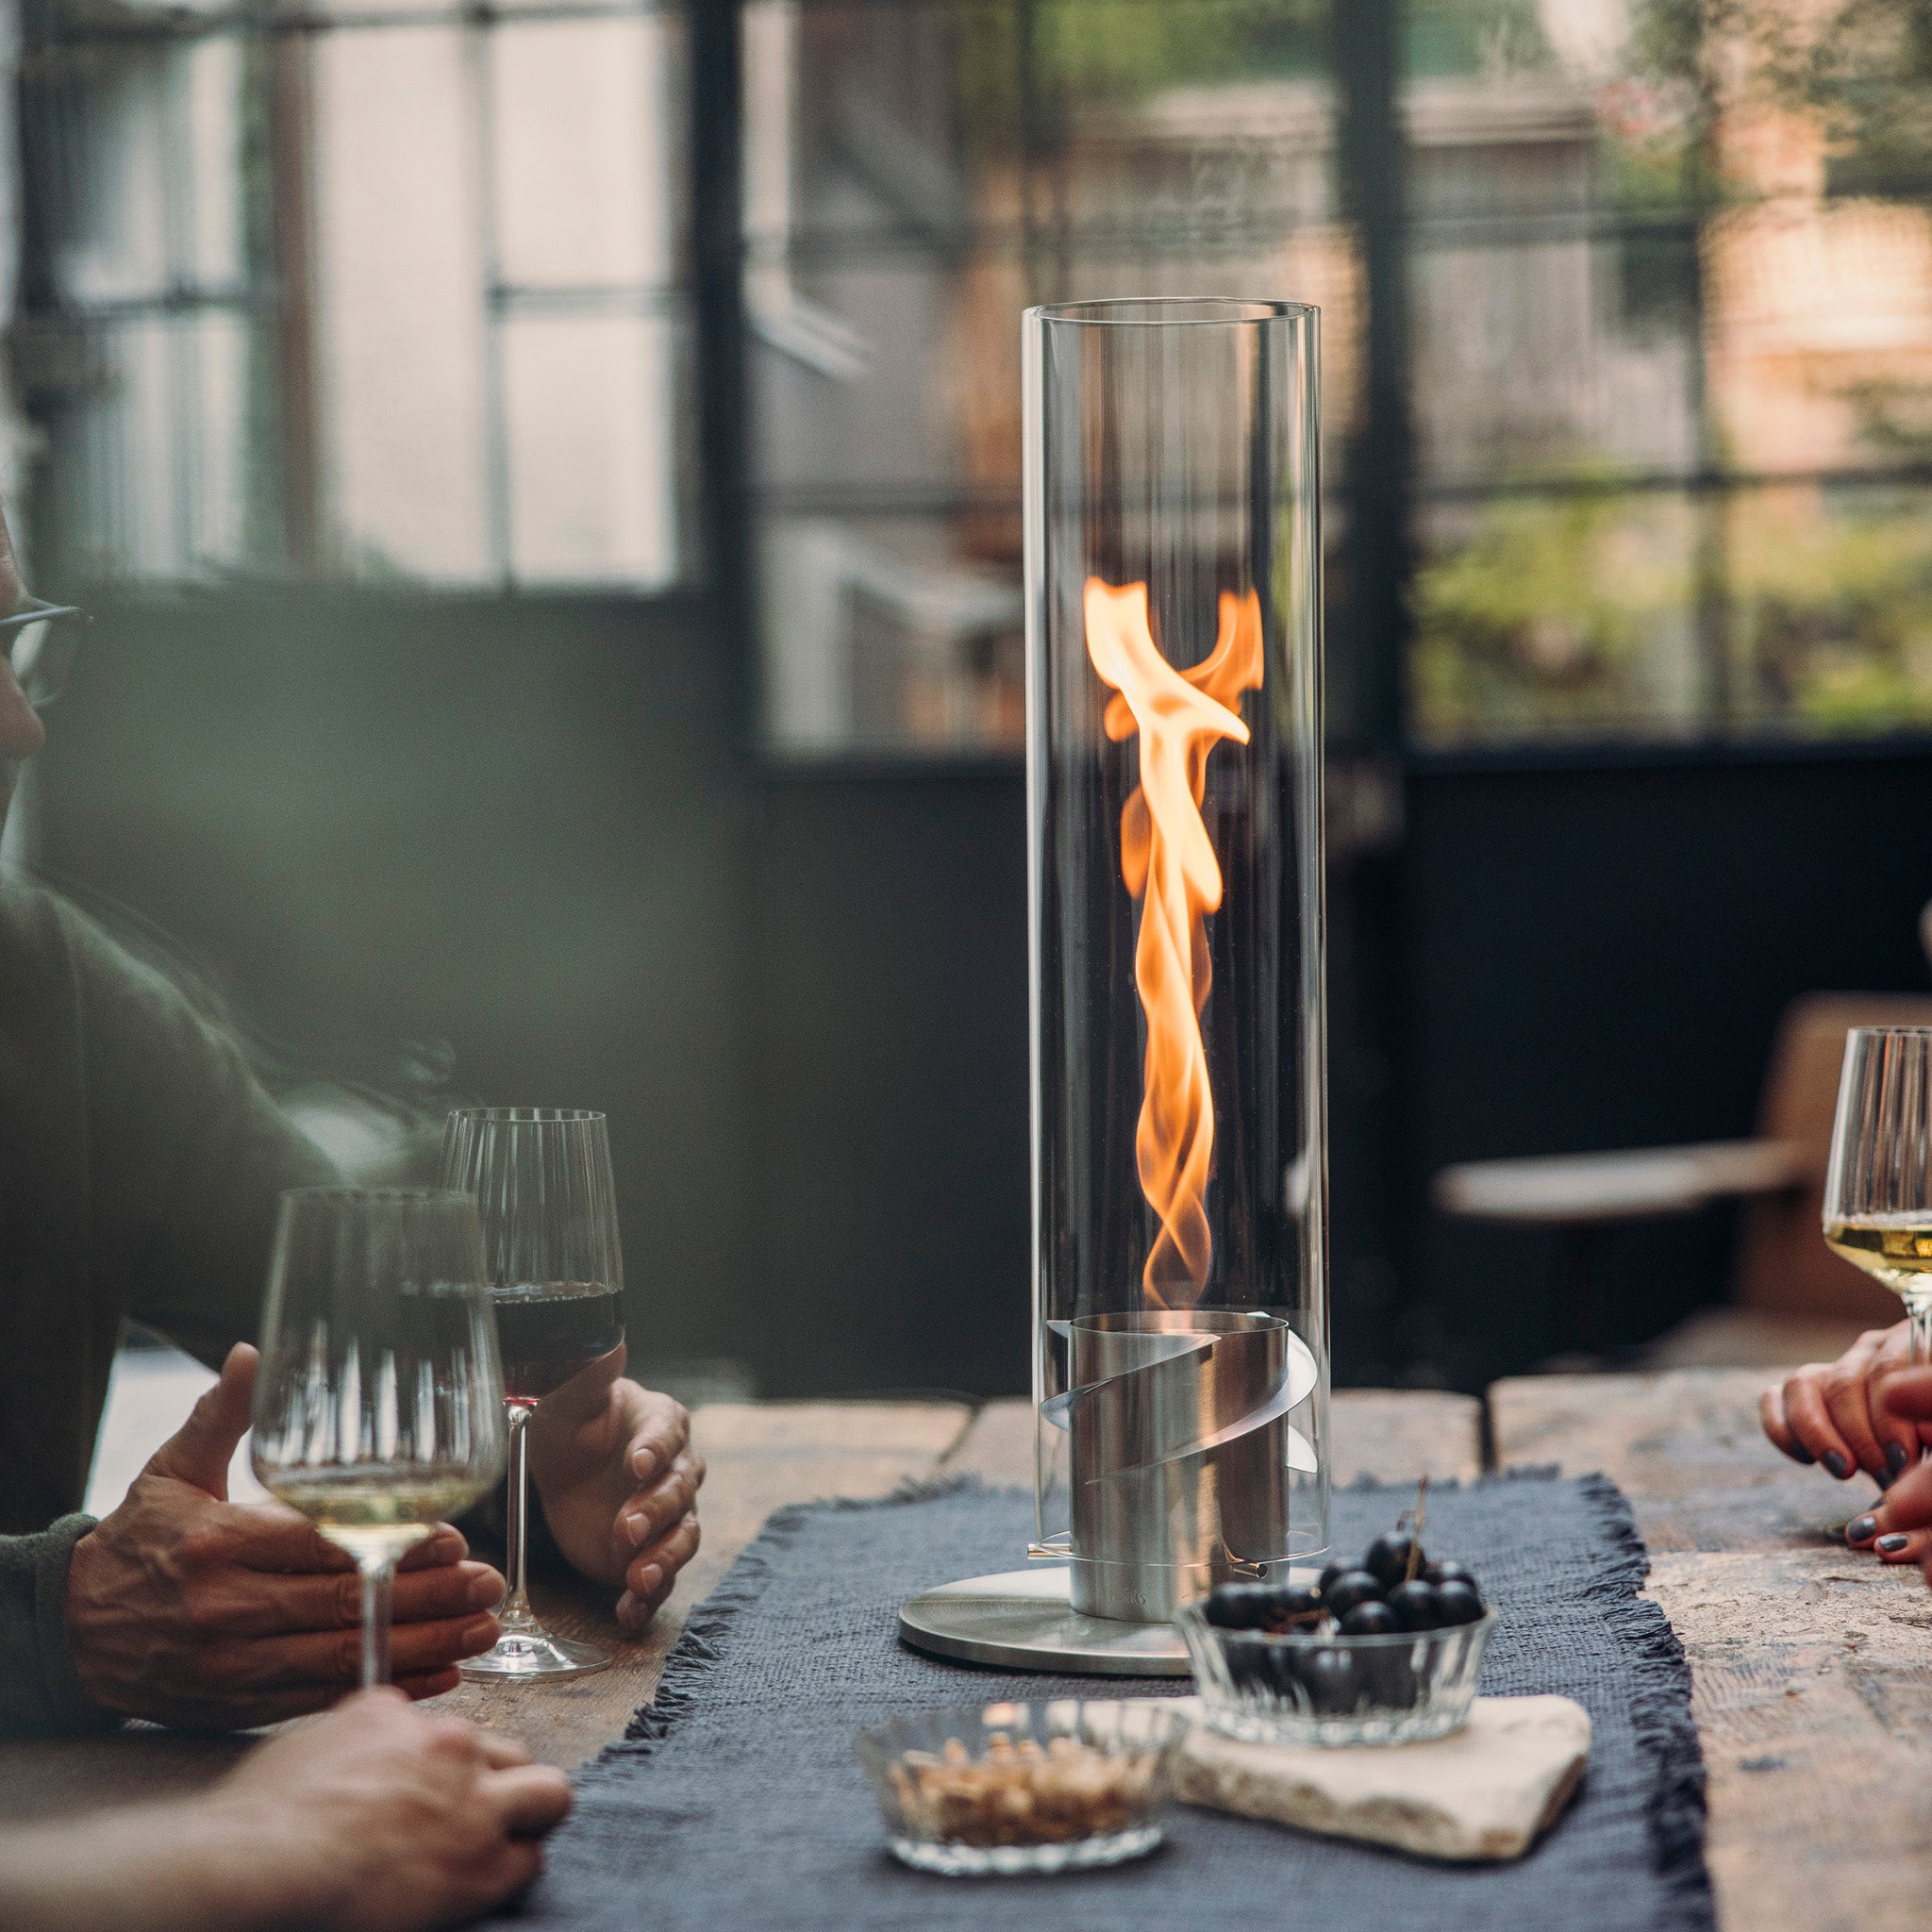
500, 1402, 539, 1636
1912, 1301, 1932, 1372
358, 1554, 395, 1689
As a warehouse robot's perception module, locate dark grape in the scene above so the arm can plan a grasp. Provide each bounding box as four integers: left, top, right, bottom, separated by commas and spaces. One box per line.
1317, 1561, 1347, 1596
1323, 1570, 1385, 1619
1293, 1646, 1362, 1716
1340, 1600, 1399, 1637
1203, 1582, 1272, 1630
1387, 1579, 1442, 1631
1364, 1532, 1424, 1590
1425, 1558, 1475, 1589
1434, 1580, 1486, 1625
1361, 1648, 1420, 1710
1258, 1584, 1326, 1632
1220, 1632, 1274, 1690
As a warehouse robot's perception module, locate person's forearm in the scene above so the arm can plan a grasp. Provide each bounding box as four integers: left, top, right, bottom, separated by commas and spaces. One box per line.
0, 1518, 117, 1738
0, 1797, 335, 1932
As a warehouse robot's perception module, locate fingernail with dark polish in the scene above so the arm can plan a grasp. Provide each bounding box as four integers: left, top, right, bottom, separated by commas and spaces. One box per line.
1876, 1533, 1910, 1555
1847, 1514, 1878, 1545
1787, 1441, 1815, 1464
1888, 1442, 1910, 1477
1824, 1451, 1852, 1478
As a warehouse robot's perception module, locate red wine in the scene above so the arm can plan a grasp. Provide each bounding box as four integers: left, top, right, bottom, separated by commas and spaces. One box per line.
493, 1282, 625, 1405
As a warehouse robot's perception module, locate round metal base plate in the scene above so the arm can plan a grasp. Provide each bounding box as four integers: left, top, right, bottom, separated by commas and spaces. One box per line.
897, 1567, 1193, 1677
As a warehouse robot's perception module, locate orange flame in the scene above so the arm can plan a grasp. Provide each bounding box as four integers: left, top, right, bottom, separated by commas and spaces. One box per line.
1085, 578, 1263, 1307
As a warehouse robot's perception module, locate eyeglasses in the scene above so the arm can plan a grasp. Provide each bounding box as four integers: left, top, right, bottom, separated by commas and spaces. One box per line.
3, 600, 91, 709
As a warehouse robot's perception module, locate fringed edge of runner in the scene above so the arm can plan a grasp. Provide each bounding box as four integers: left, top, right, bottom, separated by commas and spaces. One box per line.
1574, 1469, 1717, 1932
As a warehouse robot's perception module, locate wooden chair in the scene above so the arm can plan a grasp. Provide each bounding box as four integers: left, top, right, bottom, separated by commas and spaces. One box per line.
1434, 991, 1932, 1364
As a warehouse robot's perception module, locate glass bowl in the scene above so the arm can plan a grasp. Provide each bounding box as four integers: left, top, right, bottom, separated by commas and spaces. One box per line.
1174, 1599, 1497, 1746
853, 1697, 1189, 1876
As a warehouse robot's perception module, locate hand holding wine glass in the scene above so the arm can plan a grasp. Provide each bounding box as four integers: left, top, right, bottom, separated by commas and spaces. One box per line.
251, 1189, 508, 1690
1824, 1027, 1932, 1379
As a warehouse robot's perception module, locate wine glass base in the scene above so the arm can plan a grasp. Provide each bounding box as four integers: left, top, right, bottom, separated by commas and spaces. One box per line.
458, 1629, 612, 1681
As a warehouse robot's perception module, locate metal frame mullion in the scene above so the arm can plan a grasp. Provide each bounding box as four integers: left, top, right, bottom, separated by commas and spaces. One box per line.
468, 6, 513, 587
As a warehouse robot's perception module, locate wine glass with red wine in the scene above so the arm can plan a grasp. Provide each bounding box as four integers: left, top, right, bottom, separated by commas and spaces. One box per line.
441, 1108, 626, 1679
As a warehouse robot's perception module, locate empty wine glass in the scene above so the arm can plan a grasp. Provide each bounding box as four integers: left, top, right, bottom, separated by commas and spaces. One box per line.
441, 1108, 625, 1681
251, 1188, 507, 1689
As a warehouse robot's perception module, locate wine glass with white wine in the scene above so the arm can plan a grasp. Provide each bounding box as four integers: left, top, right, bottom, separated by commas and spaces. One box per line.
251, 1188, 508, 1689
1825, 1027, 1932, 1393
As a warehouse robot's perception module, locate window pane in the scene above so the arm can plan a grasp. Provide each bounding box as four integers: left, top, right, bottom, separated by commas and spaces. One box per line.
48, 38, 250, 306
759, 511, 1024, 756
53, 312, 256, 579
491, 15, 680, 291
1705, 156, 1932, 481
312, 25, 494, 580
1728, 482, 1932, 735
502, 310, 683, 585
754, 0, 1348, 757
1411, 489, 1703, 747
26, 4, 692, 591
1404, 2, 1703, 488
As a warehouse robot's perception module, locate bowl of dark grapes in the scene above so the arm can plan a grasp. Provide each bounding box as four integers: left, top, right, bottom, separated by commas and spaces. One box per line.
1175, 1488, 1494, 1748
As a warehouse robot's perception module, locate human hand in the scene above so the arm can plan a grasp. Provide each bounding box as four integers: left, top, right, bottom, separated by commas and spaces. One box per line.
1838, 1368, 1932, 1566
208, 1688, 571, 1932
1759, 1322, 1931, 1486
0, 1690, 569, 1932
524, 1344, 703, 1631
66, 1344, 507, 1728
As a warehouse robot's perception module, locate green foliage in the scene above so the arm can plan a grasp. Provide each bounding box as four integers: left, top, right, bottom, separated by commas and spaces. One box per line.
1406, 0, 1550, 78
1412, 483, 1691, 741
954, 0, 1324, 143
1412, 484, 1932, 741
1732, 493, 1932, 730
1790, 0, 1932, 194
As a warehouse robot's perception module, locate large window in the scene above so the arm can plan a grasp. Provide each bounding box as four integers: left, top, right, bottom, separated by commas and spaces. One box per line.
17, 0, 1932, 751
18, 0, 691, 587
1407, 0, 1932, 748
752, 0, 1932, 755
748, 0, 1349, 757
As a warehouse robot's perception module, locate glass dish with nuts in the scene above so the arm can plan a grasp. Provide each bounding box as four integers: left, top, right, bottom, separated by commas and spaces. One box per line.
853, 1698, 1188, 1875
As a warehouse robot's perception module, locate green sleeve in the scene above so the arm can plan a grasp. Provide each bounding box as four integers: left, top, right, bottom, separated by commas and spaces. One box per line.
0, 1516, 115, 1735
59, 899, 338, 1368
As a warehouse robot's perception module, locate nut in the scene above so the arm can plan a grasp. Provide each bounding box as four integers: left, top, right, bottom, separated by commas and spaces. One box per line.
889, 1729, 1156, 1848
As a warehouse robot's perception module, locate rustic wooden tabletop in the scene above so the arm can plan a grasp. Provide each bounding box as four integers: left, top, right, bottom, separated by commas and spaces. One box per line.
3, 1374, 1914, 1932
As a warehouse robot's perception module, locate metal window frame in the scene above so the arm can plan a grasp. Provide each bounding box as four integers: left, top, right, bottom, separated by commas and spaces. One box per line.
14, 0, 719, 600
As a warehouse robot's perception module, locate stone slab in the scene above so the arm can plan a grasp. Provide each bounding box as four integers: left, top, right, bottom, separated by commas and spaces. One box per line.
1174, 1693, 1591, 1863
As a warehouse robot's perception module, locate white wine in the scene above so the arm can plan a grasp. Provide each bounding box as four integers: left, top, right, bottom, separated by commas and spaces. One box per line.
267, 1466, 492, 1561
1824, 1215, 1932, 1304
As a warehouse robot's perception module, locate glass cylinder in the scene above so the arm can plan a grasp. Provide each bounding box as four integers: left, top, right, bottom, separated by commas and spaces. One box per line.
1024, 298, 1326, 1621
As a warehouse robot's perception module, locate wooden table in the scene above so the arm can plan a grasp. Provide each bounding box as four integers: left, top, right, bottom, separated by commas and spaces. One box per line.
3, 1373, 1912, 1932
1494, 1370, 1928, 1932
